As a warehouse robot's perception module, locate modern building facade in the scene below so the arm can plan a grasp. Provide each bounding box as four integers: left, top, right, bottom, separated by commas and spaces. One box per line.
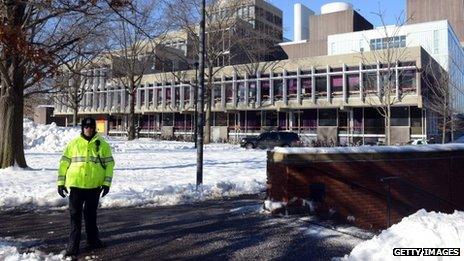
53, 1, 464, 145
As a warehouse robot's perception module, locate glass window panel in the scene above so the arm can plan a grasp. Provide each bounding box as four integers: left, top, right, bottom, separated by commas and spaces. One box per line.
274, 79, 283, 100
391, 107, 409, 126
287, 78, 298, 97
316, 76, 327, 97
301, 77, 312, 98
319, 109, 337, 126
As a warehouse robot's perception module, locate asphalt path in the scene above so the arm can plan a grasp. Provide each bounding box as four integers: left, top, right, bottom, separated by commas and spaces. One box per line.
0, 195, 372, 260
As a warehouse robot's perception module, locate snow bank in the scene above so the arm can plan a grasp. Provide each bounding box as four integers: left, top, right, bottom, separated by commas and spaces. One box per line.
274, 144, 464, 154
344, 209, 464, 261
0, 121, 267, 211
0, 239, 64, 261
23, 119, 80, 152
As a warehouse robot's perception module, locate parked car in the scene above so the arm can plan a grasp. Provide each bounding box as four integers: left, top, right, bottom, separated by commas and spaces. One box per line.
240, 131, 301, 149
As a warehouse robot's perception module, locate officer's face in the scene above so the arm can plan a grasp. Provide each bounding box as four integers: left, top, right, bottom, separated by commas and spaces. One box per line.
83, 126, 95, 137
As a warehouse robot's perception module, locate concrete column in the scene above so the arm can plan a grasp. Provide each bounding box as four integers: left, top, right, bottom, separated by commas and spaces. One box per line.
153, 87, 159, 109
270, 71, 274, 103
359, 62, 363, 101
342, 64, 347, 103
311, 67, 316, 103
256, 72, 261, 106
326, 65, 331, 103
232, 72, 237, 107
283, 70, 288, 105
171, 80, 176, 109
161, 83, 166, 109
376, 62, 381, 96
395, 61, 400, 100
244, 74, 249, 105
221, 75, 226, 110
297, 68, 302, 104
180, 83, 185, 110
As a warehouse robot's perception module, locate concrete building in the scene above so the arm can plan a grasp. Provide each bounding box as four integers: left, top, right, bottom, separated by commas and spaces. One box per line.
407, 0, 464, 44
53, 1, 464, 145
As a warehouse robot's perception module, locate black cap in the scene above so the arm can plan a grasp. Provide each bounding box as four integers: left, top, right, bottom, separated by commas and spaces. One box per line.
81, 117, 96, 128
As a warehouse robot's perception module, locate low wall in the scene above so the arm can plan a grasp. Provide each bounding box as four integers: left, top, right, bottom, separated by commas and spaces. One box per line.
266, 145, 464, 229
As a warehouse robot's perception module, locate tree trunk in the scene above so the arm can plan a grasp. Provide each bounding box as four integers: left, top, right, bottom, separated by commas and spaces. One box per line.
73, 106, 78, 127
386, 105, 391, 146
0, 70, 27, 168
128, 88, 136, 140
442, 113, 447, 144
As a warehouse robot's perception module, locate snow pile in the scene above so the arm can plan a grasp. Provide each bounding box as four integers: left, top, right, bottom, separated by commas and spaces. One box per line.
0, 121, 267, 211
23, 119, 80, 152
0, 239, 64, 261
344, 209, 464, 261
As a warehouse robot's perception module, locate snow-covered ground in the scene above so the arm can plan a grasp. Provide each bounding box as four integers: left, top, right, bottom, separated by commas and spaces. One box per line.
3, 121, 464, 260
344, 209, 464, 261
0, 119, 266, 211
0, 238, 64, 261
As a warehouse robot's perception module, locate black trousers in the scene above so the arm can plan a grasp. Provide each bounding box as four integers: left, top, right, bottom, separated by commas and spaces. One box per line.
68, 187, 101, 252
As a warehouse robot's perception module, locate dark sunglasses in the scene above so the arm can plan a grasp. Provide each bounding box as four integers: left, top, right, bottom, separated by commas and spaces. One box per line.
83, 125, 95, 129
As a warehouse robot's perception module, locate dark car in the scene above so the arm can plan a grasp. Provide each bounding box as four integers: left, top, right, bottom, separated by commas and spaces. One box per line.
240, 131, 301, 149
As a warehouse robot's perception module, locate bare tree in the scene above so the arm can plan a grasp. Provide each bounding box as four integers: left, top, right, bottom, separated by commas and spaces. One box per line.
0, 0, 132, 169
168, 0, 254, 144
54, 38, 105, 126
104, 0, 169, 140
421, 57, 464, 143
359, 10, 414, 145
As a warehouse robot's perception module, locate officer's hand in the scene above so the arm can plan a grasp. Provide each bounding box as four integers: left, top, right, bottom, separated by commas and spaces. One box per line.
101, 185, 110, 198
58, 186, 68, 198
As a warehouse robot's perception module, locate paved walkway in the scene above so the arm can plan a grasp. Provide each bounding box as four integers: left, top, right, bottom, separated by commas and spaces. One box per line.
0, 195, 372, 260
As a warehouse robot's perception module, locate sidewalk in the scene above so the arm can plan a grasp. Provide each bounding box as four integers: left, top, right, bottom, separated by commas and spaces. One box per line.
0, 195, 370, 260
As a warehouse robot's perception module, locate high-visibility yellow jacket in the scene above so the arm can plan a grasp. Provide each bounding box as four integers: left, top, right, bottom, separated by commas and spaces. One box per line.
57, 134, 115, 189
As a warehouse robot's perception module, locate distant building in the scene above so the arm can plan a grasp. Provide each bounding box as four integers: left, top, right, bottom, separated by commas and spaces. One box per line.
53, 1, 464, 145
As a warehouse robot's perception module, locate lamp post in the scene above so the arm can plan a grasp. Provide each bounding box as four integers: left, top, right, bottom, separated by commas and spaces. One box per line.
197, 0, 206, 188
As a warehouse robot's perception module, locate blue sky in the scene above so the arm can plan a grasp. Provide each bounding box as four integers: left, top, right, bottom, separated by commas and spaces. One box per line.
268, 0, 407, 40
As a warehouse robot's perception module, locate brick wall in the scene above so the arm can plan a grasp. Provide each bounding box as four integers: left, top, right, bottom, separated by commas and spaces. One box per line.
266, 147, 464, 229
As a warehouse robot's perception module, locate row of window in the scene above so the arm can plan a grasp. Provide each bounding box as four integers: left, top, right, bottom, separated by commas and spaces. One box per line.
108, 107, 423, 136
370, 36, 406, 50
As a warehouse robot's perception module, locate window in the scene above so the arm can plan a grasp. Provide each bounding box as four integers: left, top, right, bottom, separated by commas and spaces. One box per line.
318, 109, 337, 126
261, 80, 270, 100
273, 79, 283, 100
363, 72, 377, 93
399, 69, 416, 93
238, 82, 246, 102
331, 75, 343, 95
249, 82, 257, 102
225, 83, 233, 103
287, 78, 298, 98
301, 77, 311, 98
391, 107, 409, 126
347, 74, 360, 93
315, 76, 327, 97
370, 36, 406, 50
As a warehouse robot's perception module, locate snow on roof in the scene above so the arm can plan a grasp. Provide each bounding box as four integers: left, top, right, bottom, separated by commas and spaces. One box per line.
274, 144, 464, 155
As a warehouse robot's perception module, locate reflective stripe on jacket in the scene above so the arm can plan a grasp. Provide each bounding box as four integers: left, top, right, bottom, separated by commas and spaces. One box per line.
57, 134, 115, 189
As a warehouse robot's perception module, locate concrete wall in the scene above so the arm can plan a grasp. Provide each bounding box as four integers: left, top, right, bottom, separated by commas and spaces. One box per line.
266, 146, 464, 229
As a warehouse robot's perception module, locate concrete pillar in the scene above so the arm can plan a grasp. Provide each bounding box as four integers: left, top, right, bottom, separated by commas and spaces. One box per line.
311, 67, 316, 103
256, 72, 262, 106
326, 65, 331, 103
342, 64, 347, 103
297, 68, 302, 104
283, 70, 288, 105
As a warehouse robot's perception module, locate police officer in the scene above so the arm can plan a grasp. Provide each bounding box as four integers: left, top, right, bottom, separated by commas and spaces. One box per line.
57, 117, 115, 257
